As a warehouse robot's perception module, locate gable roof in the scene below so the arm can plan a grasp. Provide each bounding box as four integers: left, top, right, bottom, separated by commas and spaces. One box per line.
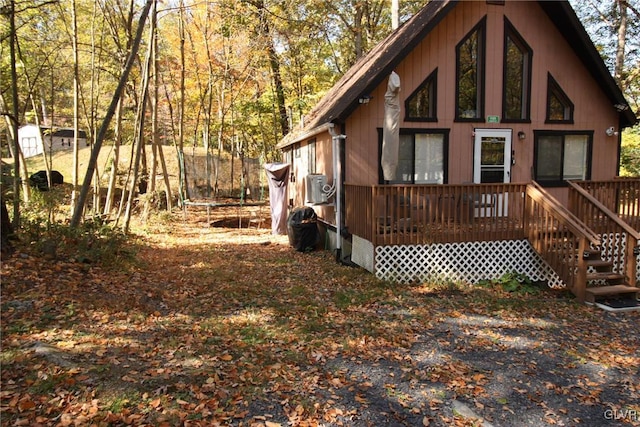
279, 0, 636, 148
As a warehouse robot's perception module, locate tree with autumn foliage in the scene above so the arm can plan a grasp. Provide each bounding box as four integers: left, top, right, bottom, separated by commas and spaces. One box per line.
571, 0, 640, 175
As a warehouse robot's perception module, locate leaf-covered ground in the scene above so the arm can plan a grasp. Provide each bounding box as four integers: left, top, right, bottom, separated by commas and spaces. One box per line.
2, 208, 639, 426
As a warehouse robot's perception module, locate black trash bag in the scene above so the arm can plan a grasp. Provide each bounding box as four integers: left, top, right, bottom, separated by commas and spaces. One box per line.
29, 170, 64, 191
287, 206, 320, 252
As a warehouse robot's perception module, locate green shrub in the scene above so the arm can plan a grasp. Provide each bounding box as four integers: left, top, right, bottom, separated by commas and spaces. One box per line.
477, 272, 540, 295
19, 189, 136, 268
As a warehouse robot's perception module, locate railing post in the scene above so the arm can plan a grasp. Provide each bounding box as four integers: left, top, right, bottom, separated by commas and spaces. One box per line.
575, 237, 588, 302
371, 186, 377, 247
523, 185, 531, 238
625, 234, 637, 288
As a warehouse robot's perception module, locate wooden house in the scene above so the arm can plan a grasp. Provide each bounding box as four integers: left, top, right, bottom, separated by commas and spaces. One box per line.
277, 0, 639, 305
18, 125, 87, 159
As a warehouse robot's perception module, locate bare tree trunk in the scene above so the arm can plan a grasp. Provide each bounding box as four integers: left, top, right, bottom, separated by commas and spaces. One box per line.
214, 72, 226, 197
161, 76, 179, 209
615, 0, 627, 85
354, 3, 364, 59
70, 0, 153, 228
4, 38, 33, 206
202, 6, 216, 198
156, 142, 172, 211
243, 0, 289, 137
113, 137, 136, 226
7, 0, 21, 228
1, 95, 31, 208
122, 113, 145, 233
29, 98, 52, 188
123, 0, 155, 233
71, 0, 80, 216
259, 0, 288, 137
90, 0, 101, 216
391, 0, 399, 30
1, 192, 13, 252
178, 0, 186, 207
143, 0, 159, 220
103, 98, 122, 215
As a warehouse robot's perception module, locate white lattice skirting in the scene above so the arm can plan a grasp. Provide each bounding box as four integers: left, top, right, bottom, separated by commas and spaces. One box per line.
599, 233, 640, 282
362, 239, 565, 287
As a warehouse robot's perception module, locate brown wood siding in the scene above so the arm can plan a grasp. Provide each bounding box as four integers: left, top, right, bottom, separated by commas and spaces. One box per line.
344, 1, 620, 189
288, 130, 336, 222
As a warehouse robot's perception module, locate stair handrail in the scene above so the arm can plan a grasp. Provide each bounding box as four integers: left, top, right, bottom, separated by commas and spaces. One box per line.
567, 181, 640, 241
525, 182, 600, 301
567, 180, 638, 287
527, 182, 601, 246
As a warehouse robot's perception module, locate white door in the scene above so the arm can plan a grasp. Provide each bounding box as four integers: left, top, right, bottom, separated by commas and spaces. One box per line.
473, 129, 512, 217
473, 129, 512, 184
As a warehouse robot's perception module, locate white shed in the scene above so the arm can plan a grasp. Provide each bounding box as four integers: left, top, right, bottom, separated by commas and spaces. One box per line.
18, 125, 87, 159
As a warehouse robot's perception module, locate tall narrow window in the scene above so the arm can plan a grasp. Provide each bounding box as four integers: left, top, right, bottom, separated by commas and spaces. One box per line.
546, 74, 574, 123
405, 68, 437, 121
503, 19, 532, 121
456, 17, 486, 121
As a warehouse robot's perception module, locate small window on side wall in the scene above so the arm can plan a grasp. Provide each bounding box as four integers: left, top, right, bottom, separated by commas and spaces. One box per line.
405, 68, 437, 121
546, 74, 574, 123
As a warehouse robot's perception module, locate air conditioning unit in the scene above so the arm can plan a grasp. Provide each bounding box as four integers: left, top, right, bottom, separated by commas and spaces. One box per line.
305, 174, 328, 204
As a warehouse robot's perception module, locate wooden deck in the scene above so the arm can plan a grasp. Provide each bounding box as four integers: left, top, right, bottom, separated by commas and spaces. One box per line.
345, 179, 640, 301
345, 182, 528, 246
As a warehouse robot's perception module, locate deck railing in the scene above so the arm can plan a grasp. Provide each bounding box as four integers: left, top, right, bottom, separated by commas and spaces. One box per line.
525, 182, 601, 301
345, 183, 528, 246
571, 178, 640, 232
345, 181, 620, 300
568, 180, 640, 286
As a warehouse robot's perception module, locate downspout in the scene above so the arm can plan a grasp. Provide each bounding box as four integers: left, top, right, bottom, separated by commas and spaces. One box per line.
328, 123, 346, 263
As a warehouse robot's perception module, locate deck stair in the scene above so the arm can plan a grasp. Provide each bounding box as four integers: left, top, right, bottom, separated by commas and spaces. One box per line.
583, 252, 639, 306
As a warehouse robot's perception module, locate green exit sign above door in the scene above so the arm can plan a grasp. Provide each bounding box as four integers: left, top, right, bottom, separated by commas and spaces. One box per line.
487, 115, 500, 123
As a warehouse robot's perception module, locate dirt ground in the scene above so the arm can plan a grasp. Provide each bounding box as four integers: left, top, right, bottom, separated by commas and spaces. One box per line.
1, 208, 639, 426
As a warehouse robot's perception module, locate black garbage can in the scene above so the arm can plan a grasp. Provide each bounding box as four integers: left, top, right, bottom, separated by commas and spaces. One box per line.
29, 170, 64, 191
287, 207, 320, 252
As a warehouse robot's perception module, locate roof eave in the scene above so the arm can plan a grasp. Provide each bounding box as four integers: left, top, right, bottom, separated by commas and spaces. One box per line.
276, 123, 335, 150
539, 1, 637, 128
303, 0, 457, 129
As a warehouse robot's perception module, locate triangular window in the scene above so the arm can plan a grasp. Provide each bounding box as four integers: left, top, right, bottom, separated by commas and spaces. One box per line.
546, 73, 574, 123
405, 68, 437, 121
